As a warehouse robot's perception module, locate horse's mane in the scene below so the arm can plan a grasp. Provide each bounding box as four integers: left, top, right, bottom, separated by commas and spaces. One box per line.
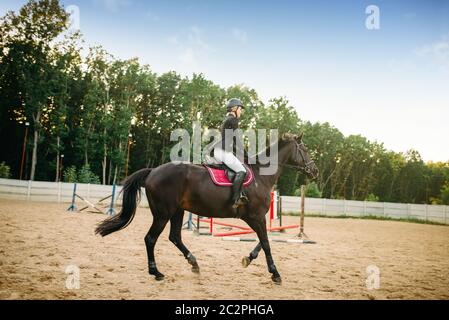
246, 134, 295, 166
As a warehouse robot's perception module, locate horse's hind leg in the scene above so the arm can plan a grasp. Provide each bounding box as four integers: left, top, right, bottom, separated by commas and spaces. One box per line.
145, 216, 169, 281
169, 209, 200, 273
243, 216, 282, 284
242, 242, 262, 268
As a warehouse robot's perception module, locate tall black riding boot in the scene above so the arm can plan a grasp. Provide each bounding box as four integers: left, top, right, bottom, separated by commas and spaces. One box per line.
231, 171, 248, 208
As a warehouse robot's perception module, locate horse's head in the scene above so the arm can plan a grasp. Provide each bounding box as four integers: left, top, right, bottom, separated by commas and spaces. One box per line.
282, 133, 319, 180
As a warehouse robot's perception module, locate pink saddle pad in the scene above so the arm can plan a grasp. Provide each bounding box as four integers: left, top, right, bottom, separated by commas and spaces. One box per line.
204, 164, 254, 187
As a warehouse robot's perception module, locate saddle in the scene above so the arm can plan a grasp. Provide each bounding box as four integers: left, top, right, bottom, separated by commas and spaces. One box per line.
203, 155, 254, 187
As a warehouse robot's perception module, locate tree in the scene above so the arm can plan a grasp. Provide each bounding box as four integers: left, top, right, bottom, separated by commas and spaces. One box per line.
299, 121, 345, 198
257, 97, 300, 135
107, 58, 141, 183
42, 32, 83, 181
0, 162, 11, 178
393, 150, 430, 203
0, 0, 69, 180
152, 71, 183, 164
1, 0, 448, 206
79, 46, 111, 182
131, 64, 158, 169
257, 97, 301, 195
440, 184, 449, 205
294, 182, 322, 198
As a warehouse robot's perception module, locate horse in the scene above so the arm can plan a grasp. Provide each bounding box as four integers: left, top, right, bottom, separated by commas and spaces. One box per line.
95, 133, 319, 283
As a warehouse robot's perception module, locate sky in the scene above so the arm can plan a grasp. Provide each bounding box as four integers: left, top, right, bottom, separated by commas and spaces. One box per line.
1, 0, 449, 162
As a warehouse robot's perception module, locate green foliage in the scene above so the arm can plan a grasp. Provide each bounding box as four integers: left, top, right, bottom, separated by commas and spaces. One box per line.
63, 166, 77, 183
257, 97, 301, 135
78, 164, 100, 184
305, 182, 322, 198
0, 0, 448, 206
63, 165, 100, 184
365, 193, 379, 202
440, 184, 449, 205
0, 0, 70, 181
278, 169, 298, 196
0, 162, 11, 178
293, 183, 322, 198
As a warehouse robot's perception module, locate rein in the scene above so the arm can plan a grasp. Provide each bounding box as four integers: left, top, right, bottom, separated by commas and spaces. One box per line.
272, 141, 315, 174
245, 140, 316, 176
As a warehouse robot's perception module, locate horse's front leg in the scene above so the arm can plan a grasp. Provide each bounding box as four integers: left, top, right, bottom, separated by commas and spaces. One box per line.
243, 216, 282, 284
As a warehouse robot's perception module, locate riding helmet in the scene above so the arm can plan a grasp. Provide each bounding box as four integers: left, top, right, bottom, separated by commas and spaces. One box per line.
226, 98, 244, 111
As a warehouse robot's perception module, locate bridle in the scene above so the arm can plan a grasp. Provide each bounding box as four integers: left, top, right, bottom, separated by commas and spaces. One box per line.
246, 138, 317, 178
280, 141, 316, 176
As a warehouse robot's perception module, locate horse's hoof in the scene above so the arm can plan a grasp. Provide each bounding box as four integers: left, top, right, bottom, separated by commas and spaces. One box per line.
150, 270, 165, 281
271, 275, 282, 284
191, 266, 200, 274
242, 256, 251, 268
155, 274, 165, 281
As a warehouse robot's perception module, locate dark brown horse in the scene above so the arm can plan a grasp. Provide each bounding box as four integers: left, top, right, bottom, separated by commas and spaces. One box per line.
95, 133, 318, 283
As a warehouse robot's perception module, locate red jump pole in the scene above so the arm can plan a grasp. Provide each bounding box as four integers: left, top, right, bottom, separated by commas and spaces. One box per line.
268, 225, 299, 232
199, 219, 251, 230
215, 224, 299, 237
214, 229, 255, 237
210, 217, 213, 234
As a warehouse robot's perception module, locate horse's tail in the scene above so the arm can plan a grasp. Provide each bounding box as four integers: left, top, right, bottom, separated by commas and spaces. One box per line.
95, 168, 152, 237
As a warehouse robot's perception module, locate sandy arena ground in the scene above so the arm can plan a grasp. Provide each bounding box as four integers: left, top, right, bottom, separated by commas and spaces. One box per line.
0, 198, 448, 300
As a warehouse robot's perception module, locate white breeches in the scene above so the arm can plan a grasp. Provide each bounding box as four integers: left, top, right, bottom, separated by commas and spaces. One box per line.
214, 148, 246, 173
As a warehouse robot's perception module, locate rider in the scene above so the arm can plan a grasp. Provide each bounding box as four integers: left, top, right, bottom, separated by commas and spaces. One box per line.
213, 98, 248, 208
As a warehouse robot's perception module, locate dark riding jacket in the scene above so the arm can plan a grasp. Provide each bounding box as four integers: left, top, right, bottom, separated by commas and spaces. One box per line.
220, 114, 239, 151
206, 114, 247, 161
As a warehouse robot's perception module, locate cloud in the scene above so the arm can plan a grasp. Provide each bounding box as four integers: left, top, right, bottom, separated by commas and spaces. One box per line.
146, 11, 159, 22
415, 35, 449, 71
167, 36, 179, 46
232, 28, 248, 44
167, 26, 213, 66
187, 26, 211, 51
387, 58, 416, 73
179, 47, 195, 64
95, 0, 130, 12
403, 12, 416, 20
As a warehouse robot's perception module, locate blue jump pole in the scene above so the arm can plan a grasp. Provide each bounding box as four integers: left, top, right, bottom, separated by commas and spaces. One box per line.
67, 183, 77, 212
106, 184, 117, 216
182, 211, 198, 231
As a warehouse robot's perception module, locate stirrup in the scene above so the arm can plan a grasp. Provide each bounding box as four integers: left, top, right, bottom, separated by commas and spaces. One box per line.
232, 194, 249, 209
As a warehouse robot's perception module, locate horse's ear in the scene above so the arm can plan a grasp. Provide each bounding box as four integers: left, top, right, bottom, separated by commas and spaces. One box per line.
297, 132, 304, 141
282, 133, 293, 140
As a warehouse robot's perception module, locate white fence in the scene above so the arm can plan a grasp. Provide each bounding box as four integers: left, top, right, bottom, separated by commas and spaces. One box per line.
280, 196, 449, 225
0, 178, 447, 224
0, 178, 149, 207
